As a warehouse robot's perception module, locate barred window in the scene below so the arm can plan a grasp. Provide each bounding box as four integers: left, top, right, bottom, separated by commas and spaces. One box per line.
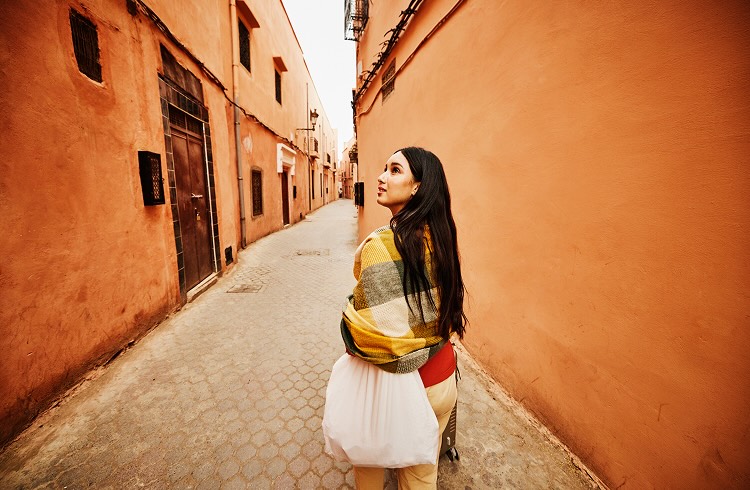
70, 9, 102, 82
382, 59, 396, 102
238, 20, 250, 72
275, 70, 282, 104
252, 169, 263, 216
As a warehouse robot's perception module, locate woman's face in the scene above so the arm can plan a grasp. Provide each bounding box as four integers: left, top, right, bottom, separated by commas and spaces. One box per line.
377, 151, 420, 215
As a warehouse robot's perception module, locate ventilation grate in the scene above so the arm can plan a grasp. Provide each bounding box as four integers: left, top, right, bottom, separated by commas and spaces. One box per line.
382, 59, 396, 101
138, 151, 165, 205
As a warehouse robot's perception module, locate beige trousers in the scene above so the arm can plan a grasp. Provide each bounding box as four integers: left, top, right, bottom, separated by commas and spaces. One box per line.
353, 373, 458, 489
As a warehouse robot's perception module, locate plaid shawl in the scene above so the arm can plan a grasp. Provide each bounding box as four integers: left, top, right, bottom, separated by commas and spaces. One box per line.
341, 226, 446, 373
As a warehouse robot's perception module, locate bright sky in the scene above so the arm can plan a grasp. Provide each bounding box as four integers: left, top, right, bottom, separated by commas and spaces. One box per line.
281, 0, 356, 153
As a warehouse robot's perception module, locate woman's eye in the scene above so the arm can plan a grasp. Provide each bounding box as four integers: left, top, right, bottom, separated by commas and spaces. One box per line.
392, 168, 400, 173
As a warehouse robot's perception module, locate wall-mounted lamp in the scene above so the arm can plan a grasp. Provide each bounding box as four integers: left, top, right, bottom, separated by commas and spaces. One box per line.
297, 108, 319, 132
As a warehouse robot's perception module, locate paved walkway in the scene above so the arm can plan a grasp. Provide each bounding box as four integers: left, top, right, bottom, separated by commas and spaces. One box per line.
0, 199, 600, 489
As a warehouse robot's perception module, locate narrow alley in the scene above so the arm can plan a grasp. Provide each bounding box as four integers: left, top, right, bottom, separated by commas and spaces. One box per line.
0, 200, 599, 489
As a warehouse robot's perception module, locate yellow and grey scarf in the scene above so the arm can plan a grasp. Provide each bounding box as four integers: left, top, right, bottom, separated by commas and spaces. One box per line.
341, 226, 446, 373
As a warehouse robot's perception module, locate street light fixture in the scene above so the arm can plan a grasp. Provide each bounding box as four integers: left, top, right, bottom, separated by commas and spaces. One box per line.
296, 108, 319, 213
298, 109, 319, 131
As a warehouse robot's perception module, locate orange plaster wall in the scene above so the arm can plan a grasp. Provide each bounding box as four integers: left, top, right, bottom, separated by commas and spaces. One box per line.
0, 0, 186, 443
1, 0, 341, 447
148, 0, 232, 82
354, 0, 750, 488
241, 121, 293, 242
233, 0, 337, 232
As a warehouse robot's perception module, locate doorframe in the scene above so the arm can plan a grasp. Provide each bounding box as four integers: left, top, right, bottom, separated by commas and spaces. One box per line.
159, 76, 220, 302
276, 143, 296, 226
281, 170, 290, 226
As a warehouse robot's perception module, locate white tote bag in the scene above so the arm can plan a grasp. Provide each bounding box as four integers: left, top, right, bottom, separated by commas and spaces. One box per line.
322, 354, 439, 468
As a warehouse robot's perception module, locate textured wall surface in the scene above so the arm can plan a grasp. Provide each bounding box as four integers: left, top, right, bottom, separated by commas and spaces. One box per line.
353, 0, 750, 487
0, 0, 337, 447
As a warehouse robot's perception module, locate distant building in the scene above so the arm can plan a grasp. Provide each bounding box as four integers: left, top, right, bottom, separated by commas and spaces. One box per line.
1, 0, 337, 445
346, 0, 750, 488
340, 137, 357, 199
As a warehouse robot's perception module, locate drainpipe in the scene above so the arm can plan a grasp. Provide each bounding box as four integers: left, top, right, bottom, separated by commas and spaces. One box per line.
230, 0, 247, 248
307, 83, 311, 212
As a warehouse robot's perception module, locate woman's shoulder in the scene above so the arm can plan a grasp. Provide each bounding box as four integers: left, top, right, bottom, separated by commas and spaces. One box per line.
353, 226, 393, 278
359, 226, 393, 249
370, 225, 392, 238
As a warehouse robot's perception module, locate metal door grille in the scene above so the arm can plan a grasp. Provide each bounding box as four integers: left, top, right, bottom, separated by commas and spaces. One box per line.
169, 108, 185, 128
169, 107, 202, 136
70, 9, 102, 82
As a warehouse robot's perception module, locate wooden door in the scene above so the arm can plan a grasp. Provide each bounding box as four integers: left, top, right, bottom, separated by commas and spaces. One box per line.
170, 109, 213, 291
281, 171, 290, 225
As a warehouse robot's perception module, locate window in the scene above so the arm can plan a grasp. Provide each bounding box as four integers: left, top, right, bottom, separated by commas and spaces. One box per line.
252, 169, 263, 216
138, 151, 165, 206
382, 59, 396, 102
344, 0, 369, 41
275, 69, 282, 104
70, 9, 102, 82
320, 174, 323, 198
238, 20, 250, 72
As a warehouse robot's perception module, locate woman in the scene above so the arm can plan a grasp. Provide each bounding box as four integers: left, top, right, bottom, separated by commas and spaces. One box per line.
341, 147, 468, 489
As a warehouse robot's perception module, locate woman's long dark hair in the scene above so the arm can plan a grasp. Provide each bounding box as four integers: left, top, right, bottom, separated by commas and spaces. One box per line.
390, 147, 467, 339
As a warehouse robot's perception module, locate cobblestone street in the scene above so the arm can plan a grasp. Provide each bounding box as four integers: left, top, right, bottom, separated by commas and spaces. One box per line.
0, 200, 600, 489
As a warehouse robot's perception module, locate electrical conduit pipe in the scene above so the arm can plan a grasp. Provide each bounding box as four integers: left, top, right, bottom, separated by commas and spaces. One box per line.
230, 0, 247, 248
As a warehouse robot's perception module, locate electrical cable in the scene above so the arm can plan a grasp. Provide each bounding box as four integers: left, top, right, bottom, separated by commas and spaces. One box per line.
354, 0, 468, 120
134, 0, 304, 154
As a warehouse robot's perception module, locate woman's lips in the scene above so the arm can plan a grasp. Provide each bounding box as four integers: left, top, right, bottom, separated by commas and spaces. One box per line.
377, 187, 385, 195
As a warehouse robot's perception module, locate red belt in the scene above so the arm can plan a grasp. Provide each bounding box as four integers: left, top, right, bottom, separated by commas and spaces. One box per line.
418, 342, 455, 387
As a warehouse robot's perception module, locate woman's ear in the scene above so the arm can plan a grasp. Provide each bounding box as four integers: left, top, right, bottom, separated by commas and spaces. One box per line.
412, 183, 420, 196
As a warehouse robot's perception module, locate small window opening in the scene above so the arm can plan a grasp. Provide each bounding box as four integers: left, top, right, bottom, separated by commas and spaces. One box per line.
238, 20, 251, 72
225, 246, 234, 265
252, 169, 263, 216
138, 151, 165, 206
382, 59, 396, 102
275, 70, 282, 104
70, 9, 102, 82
